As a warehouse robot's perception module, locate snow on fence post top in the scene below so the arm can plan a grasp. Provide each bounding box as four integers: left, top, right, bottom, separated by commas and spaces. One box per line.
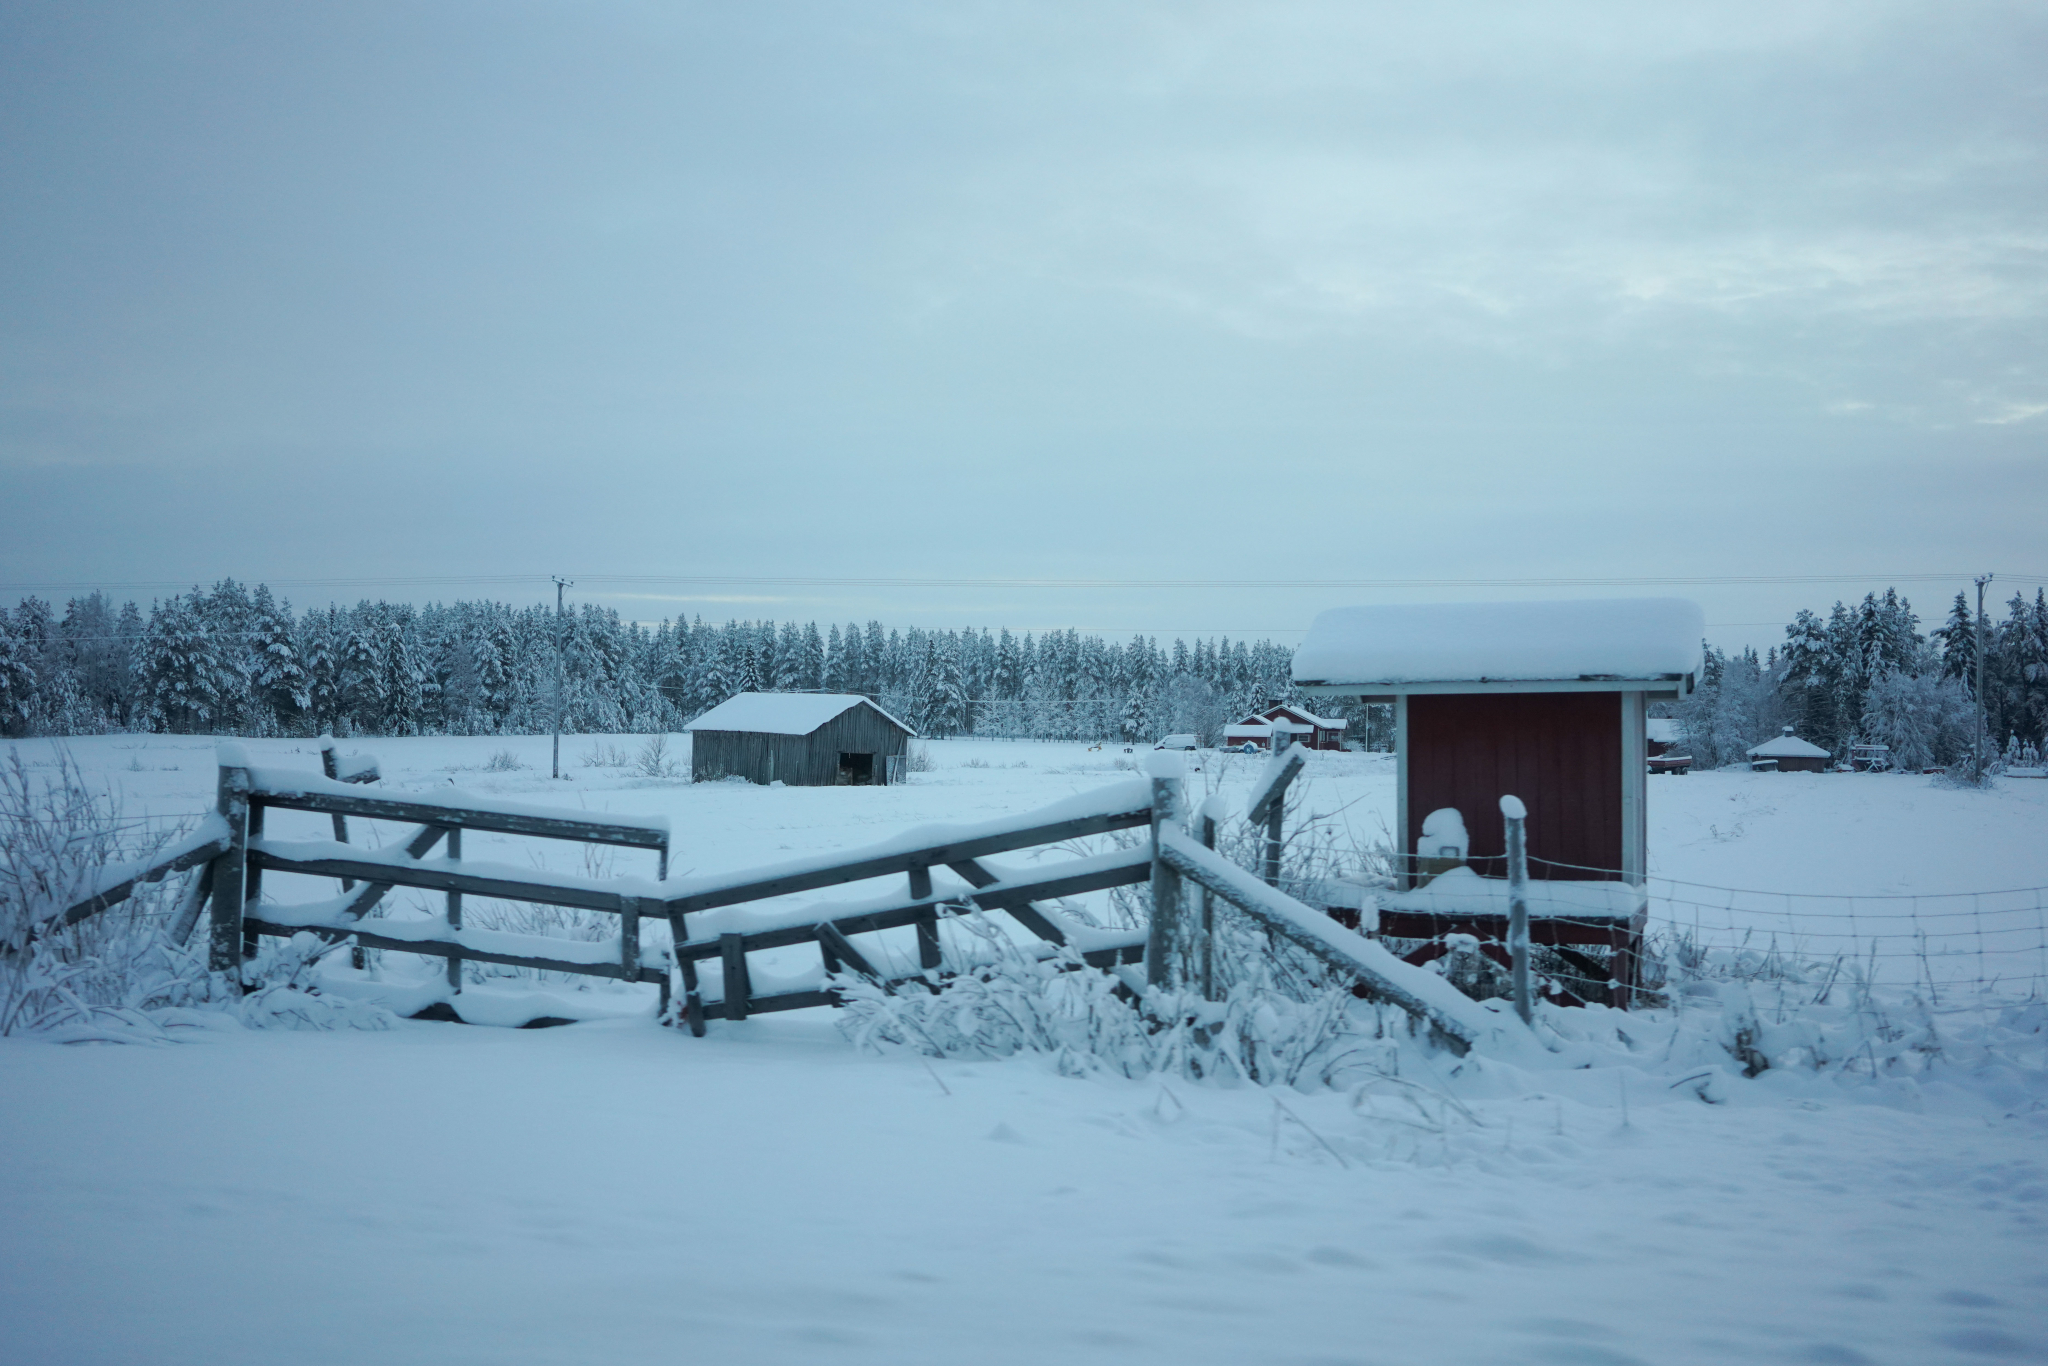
1143, 750, 1186, 782
1499, 794, 1527, 820
1419, 807, 1468, 859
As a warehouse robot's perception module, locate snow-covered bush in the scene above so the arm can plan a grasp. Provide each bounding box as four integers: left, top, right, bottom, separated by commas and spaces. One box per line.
238, 931, 393, 1030
0, 751, 397, 1037
834, 906, 1391, 1087
0, 750, 201, 1036
580, 740, 631, 769
635, 733, 683, 779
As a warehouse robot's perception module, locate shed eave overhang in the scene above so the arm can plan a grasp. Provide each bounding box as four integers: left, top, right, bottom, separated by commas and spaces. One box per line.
1295, 673, 1694, 701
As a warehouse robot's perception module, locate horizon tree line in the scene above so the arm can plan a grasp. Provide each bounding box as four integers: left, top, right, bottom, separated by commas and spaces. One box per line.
0, 583, 1321, 747
4, 582, 2044, 768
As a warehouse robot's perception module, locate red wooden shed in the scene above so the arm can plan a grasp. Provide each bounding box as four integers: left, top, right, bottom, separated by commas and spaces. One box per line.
1292, 599, 1704, 1005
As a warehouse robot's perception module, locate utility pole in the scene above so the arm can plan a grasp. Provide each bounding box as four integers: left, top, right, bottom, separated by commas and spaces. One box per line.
1973, 573, 1993, 782
552, 576, 572, 780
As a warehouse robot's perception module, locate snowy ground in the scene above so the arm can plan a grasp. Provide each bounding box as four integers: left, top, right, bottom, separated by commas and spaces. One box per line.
3, 734, 2045, 1365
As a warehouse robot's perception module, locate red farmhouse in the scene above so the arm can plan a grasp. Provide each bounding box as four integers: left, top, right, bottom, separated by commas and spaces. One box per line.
1222, 703, 1349, 751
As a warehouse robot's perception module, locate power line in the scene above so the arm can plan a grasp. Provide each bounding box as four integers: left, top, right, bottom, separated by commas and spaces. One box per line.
4, 571, 2044, 593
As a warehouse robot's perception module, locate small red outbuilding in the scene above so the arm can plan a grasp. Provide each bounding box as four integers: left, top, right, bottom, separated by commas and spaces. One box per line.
1291, 598, 1704, 889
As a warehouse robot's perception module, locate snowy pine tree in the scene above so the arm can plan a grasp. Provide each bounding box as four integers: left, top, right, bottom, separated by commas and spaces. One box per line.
248, 586, 309, 733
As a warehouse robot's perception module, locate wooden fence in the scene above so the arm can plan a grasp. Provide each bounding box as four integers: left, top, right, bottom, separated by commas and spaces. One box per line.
221, 748, 1157, 1031
39, 743, 1488, 1054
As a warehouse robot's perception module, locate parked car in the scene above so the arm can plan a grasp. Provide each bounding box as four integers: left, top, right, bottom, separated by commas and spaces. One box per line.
1154, 734, 1199, 750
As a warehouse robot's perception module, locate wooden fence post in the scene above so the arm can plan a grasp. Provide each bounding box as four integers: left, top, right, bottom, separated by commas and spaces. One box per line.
620, 893, 640, 983
666, 910, 706, 1036
319, 737, 354, 891
321, 736, 367, 969
445, 826, 463, 993
242, 797, 265, 963
720, 932, 751, 1021
1262, 730, 1290, 886
1145, 756, 1184, 989
905, 861, 942, 972
209, 758, 251, 983
1501, 794, 1533, 1026
1198, 800, 1220, 1001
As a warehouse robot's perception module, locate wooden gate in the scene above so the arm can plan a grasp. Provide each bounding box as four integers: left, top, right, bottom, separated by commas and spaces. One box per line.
36, 744, 1486, 1055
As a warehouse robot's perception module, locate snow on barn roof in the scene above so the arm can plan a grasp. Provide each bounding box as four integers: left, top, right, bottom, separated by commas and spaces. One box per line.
1292, 598, 1705, 688
1645, 718, 1684, 745
684, 692, 914, 737
1747, 729, 1831, 759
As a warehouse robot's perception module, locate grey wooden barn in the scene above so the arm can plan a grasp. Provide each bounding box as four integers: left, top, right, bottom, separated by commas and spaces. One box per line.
685, 693, 916, 786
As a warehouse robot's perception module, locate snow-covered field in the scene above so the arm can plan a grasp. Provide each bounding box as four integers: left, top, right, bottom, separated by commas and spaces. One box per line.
3, 734, 2045, 1365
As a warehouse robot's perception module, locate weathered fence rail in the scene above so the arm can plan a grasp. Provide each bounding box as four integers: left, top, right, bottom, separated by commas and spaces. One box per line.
34, 817, 233, 943
1155, 827, 1485, 1054
201, 748, 1157, 1031
40, 738, 1503, 1055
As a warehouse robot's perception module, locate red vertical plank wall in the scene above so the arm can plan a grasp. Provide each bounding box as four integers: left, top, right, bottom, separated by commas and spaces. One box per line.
1406, 692, 1624, 881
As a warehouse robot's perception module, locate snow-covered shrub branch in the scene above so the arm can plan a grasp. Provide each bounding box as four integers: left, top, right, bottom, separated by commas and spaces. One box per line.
832, 906, 1388, 1087
0, 751, 395, 1037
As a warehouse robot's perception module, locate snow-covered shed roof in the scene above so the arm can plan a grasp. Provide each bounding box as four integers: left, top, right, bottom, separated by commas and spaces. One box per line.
1292, 598, 1705, 691
685, 692, 914, 737
1645, 718, 1684, 745
1746, 729, 1830, 759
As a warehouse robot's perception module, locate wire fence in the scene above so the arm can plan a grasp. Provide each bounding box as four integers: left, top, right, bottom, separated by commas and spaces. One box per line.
1643, 879, 2048, 1000
1377, 850, 2048, 1001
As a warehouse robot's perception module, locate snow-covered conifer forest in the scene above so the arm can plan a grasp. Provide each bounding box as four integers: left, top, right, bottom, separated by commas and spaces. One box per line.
0, 583, 1301, 746
6, 582, 2048, 766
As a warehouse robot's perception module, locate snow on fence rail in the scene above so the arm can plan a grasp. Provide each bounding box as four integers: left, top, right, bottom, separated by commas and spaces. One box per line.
37, 746, 1503, 1050
1155, 827, 1486, 1054
28, 816, 233, 945
112, 747, 1168, 1031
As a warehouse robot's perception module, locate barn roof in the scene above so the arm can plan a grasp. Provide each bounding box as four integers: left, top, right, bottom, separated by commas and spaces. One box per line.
1747, 729, 1831, 759
1292, 598, 1704, 689
684, 692, 915, 737
1645, 718, 1684, 745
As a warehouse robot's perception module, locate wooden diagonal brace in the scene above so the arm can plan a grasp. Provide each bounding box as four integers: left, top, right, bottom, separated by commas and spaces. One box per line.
332, 824, 450, 922
815, 920, 885, 986
946, 858, 1068, 945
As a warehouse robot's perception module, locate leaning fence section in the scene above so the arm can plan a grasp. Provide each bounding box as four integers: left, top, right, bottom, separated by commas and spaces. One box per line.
229, 745, 675, 1004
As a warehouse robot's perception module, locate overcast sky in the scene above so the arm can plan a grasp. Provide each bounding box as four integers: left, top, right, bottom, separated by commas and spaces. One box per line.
3, 1, 2043, 653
